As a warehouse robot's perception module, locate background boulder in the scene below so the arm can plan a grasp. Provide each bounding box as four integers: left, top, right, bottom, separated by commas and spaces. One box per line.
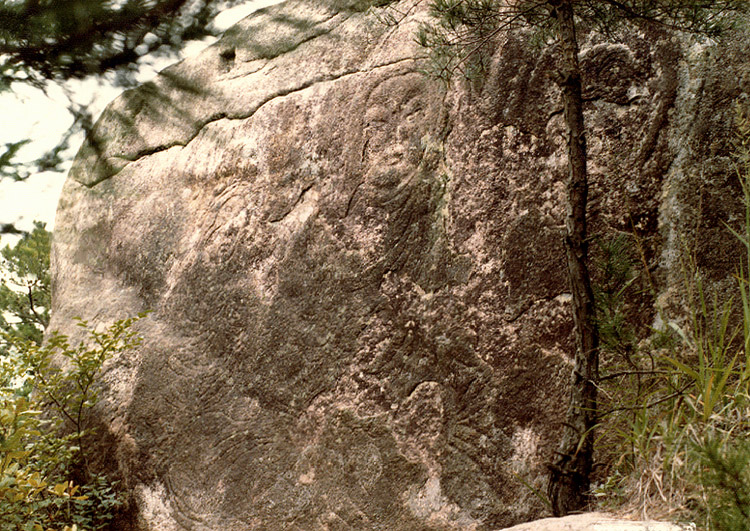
50, 0, 750, 528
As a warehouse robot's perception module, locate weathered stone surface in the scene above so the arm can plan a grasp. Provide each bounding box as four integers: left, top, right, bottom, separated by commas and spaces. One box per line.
50, 0, 749, 529
499, 513, 686, 531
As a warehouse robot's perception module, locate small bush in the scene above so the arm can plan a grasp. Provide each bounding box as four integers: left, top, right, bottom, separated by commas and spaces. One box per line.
0, 314, 144, 531
695, 432, 750, 530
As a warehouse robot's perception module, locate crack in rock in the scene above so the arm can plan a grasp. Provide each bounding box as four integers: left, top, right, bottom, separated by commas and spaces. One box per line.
80, 55, 418, 189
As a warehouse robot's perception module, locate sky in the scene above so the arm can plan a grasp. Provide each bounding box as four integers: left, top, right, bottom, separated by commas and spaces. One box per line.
0, 0, 283, 248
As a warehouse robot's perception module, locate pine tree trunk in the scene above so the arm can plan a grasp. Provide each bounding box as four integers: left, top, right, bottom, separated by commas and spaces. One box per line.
546, 0, 600, 516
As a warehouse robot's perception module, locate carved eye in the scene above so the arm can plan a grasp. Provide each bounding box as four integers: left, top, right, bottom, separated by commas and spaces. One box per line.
220, 48, 236, 62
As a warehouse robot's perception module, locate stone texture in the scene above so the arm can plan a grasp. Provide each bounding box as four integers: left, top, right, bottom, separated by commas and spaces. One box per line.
50, 0, 750, 529
499, 513, 686, 531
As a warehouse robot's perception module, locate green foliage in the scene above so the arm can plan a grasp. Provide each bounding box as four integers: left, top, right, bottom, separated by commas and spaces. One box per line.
411, 0, 749, 81
0, 141, 32, 182
0, 222, 51, 349
0, 0, 232, 89
594, 234, 640, 356
415, 0, 506, 81
0, 221, 141, 529
0, 314, 144, 530
696, 434, 750, 530
593, 102, 750, 526
0, 0, 239, 226
21, 317, 143, 451
664, 268, 743, 423
684, 102, 750, 529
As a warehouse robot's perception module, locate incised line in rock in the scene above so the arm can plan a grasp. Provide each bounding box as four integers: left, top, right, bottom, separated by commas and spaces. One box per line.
84, 56, 419, 188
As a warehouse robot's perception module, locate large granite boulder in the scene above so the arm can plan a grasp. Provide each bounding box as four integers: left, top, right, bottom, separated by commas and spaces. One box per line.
50, 0, 750, 529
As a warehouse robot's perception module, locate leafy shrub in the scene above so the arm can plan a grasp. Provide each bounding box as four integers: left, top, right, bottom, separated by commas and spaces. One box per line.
0, 314, 144, 531
0, 223, 50, 349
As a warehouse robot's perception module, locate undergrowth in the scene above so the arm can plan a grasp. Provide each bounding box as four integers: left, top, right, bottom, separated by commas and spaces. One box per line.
594, 102, 750, 529
0, 315, 144, 531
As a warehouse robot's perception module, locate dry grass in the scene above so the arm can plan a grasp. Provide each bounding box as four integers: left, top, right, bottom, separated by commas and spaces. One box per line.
593, 102, 750, 529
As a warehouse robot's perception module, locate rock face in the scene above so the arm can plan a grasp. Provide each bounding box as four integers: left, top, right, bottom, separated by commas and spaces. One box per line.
50, 0, 750, 529
500, 513, 687, 531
